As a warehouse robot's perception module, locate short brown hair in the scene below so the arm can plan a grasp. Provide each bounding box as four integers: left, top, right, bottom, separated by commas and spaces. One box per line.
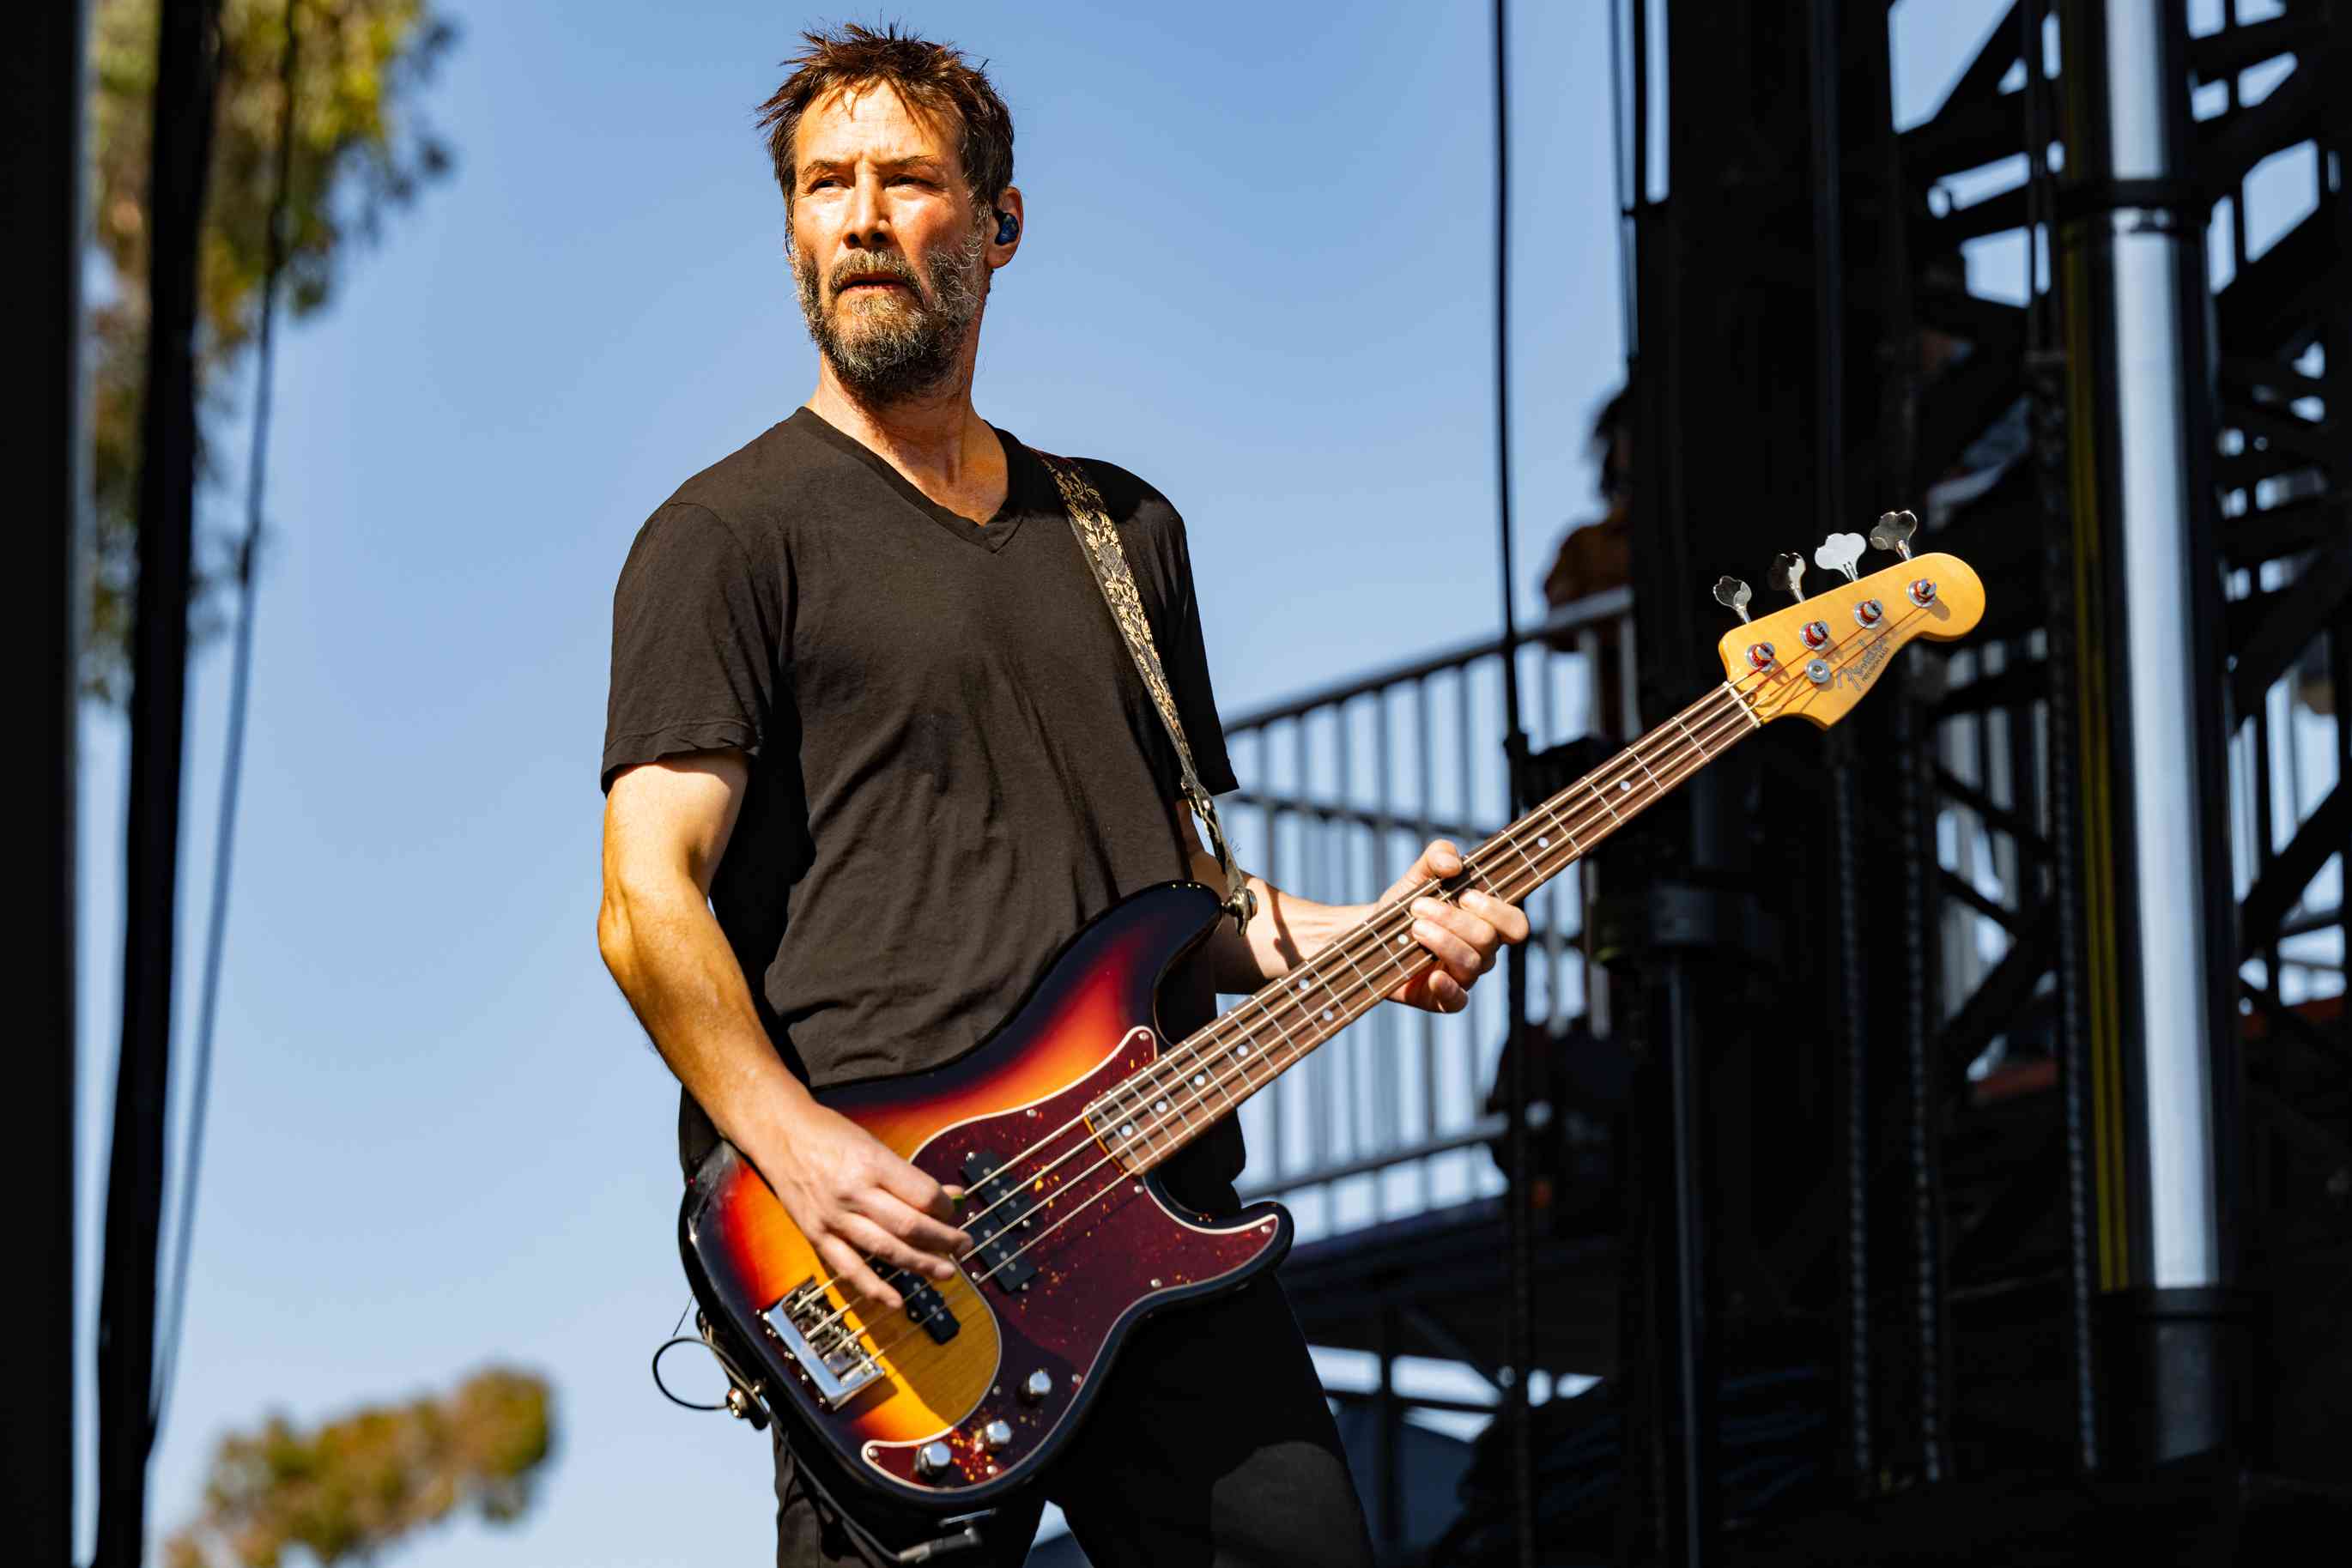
756, 23, 1015, 221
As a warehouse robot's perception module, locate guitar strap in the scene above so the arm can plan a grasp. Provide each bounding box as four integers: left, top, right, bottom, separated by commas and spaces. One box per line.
1033, 450, 1258, 933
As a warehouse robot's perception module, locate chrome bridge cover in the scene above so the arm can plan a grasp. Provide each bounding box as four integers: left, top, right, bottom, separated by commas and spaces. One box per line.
764, 1281, 885, 1410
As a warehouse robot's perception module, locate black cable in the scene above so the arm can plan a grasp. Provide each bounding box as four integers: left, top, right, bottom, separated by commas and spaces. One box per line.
1808, 0, 1870, 1493
1489, 0, 1519, 681
1488, 6, 1536, 1568
152, 0, 301, 1433
1605, 0, 1637, 357
651, 1337, 735, 1414
94, 1, 225, 1558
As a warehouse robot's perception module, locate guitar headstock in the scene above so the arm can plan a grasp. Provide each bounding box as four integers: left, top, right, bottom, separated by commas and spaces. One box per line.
1713, 529, 1983, 730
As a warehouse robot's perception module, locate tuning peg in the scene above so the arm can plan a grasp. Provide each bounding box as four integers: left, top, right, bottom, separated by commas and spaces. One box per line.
1814, 531, 1867, 583
1767, 552, 1808, 601
1712, 575, 1753, 623
1870, 509, 1919, 561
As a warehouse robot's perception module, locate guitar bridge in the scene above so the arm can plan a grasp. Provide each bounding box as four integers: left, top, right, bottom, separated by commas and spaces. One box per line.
762, 1281, 886, 1410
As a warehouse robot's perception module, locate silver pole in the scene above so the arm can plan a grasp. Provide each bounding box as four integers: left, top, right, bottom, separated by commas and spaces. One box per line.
2071, 0, 2225, 1292
2058, 0, 2253, 1474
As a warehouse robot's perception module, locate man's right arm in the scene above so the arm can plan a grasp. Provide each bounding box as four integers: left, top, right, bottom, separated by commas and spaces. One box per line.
598, 751, 968, 1308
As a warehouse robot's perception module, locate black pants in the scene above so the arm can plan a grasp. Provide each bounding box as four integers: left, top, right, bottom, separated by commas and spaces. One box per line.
770, 1274, 1375, 1567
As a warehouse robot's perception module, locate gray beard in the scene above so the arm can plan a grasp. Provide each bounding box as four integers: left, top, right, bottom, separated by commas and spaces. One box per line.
795, 229, 988, 406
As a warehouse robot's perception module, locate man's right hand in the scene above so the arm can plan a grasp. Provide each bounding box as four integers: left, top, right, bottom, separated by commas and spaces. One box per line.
748, 1098, 972, 1313
601, 753, 969, 1313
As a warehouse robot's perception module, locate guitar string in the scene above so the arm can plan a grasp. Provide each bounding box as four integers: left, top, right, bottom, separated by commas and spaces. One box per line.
846, 669, 1795, 1369
1058, 602, 1929, 1196
1082, 685, 1755, 1128
809, 599, 1923, 1347
788, 677, 1762, 1340
847, 678, 1773, 1372
792, 661, 1786, 1342
987, 588, 1923, 1177
958, 682, 1768, 1267
845, 602, 1932, 1370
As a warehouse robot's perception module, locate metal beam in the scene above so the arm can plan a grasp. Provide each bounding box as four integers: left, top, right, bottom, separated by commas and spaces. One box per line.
1934, 904, 2056, 1083
2238, 780, 2348, 959
1935, 765, 2056, 860
2221, 398, 2340, 472
0, 0, 86, 1559
2185, 12, 2328, 82
2228, 546, 2352, 719
2198, 57, 2323, 190
1940, 869, 2027, 933
2215, 204, 2339, 360
1935, 659, 2051, 719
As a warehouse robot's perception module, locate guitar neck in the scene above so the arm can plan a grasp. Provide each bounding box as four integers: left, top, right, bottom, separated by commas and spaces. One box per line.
1101, 678, 1763, 1169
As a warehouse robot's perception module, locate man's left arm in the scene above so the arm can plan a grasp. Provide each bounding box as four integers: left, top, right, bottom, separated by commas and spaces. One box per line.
1176, 809, 1528, 1014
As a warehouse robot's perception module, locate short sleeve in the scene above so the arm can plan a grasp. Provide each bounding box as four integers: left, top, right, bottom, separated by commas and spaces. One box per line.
1155, 515, 1240, 797
601, 502, 780, 793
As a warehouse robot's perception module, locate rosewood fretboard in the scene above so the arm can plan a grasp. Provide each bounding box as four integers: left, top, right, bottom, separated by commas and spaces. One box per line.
1089, 678, 1764, 1167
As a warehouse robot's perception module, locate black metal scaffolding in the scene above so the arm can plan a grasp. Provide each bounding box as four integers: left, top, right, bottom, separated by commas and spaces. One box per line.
1270, 2, 2349, 1561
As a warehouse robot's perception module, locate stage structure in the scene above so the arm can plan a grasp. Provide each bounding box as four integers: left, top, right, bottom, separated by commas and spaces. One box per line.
1229, 2, 2349, 1562
5, 0, 88, 1560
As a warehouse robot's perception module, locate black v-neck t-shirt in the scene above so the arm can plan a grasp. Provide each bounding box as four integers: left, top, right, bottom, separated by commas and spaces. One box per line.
603, 408, 1240, 1179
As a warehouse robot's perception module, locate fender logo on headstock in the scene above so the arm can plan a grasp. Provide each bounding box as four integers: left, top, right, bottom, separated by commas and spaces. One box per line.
1835, 635, 1893, 691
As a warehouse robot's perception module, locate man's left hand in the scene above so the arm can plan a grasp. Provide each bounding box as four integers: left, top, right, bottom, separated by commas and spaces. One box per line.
1379, 838, 1531, 1014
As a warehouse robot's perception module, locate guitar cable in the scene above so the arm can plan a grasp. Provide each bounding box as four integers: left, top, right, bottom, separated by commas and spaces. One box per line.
653, 1316, 1002, 1560
651, 1309, 1000, 1560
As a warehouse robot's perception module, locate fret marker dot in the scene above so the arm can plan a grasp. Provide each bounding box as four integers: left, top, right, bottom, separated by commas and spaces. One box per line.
1537, 837, 1549, 849
1154, 1099, 1169, 1114
1191, 1073, 1207, 1087
1322, 1008, 1335, 1021
1235, 1044, 1251, 1057
1119, 1123, 1134, 1138
1620, 778, 1631, 791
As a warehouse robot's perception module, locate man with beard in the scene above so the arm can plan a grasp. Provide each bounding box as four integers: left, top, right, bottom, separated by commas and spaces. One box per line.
597, 24, 1527, 1567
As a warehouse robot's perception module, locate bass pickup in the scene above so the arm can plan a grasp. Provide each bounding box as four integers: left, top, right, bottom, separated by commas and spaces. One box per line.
961, 1150, 1040, 1293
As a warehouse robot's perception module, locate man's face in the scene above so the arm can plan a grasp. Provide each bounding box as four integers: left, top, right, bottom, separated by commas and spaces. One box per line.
790, 86, 993, 403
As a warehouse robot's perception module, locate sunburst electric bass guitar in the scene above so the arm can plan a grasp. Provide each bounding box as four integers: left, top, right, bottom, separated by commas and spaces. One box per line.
680, 533, 1982, 1510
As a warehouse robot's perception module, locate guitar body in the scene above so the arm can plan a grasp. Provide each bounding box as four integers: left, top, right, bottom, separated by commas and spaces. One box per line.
680, 881, 1292, 1510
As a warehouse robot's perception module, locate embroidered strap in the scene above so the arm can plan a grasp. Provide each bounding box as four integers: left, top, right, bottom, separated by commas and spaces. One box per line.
1034, 450, 1257, 933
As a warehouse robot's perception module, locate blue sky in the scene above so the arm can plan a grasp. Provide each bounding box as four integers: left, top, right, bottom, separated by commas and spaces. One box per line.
75, 2, 2284, 1563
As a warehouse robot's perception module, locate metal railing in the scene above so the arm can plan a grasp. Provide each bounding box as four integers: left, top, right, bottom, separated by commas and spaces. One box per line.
1931, 563, 2347, 1075
1218, 587, 1634, 1242
1221, 560, 2349, 1243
